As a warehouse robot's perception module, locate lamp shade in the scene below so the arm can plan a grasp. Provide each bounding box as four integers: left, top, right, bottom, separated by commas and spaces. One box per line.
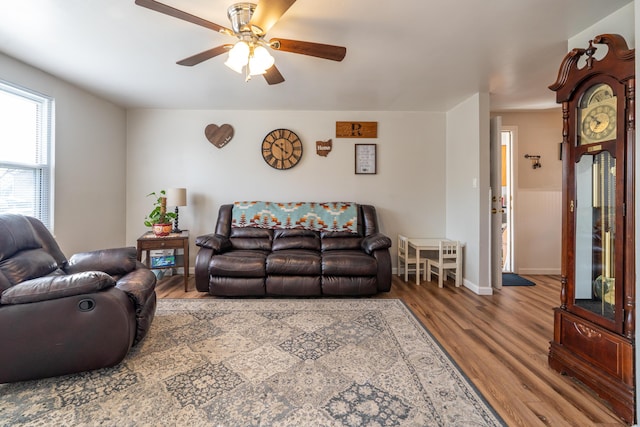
166, 188, 187, 207
225, 41, 250, 73
249, 46, 274, 75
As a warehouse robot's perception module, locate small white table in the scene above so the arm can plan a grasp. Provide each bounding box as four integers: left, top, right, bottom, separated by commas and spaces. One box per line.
407, 238, 459, 286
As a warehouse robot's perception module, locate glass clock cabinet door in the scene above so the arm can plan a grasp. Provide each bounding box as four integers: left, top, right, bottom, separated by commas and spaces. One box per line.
574, 149, 616, 321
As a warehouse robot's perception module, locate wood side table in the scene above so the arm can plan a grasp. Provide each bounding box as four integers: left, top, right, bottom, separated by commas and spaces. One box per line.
137, 231, 189, 291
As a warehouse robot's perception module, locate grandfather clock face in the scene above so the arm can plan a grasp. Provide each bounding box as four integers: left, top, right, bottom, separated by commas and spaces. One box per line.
261, 129, 303, 170
578, 83, 617, 146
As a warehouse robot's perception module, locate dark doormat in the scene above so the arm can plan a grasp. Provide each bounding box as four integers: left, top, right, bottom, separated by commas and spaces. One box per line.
502, 273, 536, 286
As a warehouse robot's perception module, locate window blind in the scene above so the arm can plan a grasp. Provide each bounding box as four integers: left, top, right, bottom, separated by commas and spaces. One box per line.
0, 80, 53, 229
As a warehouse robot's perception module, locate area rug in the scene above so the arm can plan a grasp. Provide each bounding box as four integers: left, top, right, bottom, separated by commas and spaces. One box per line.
502, 273, 536, 286
1, 299, 505, 426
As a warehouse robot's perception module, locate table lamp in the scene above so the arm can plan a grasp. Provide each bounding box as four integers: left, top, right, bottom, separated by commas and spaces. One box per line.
166, 188, 187, 233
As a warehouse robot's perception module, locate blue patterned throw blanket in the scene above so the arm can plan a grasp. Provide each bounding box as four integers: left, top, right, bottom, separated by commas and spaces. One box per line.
232, 201, 358, 234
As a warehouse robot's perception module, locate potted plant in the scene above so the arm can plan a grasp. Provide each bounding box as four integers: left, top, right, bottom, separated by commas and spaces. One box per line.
144, 190, 177, 236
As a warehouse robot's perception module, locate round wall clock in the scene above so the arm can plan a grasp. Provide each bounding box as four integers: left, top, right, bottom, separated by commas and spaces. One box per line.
261, 128, 303, 170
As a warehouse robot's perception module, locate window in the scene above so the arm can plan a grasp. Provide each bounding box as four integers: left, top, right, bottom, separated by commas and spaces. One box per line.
0, 81, 54, 228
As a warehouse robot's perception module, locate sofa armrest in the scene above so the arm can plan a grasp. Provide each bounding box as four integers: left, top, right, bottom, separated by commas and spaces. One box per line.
361, 233, 392, 254
115, 268, 156, 311
115, 268, 157, 346
196, 233, 232, 253
65, 247, 138, 276
0, 271, 115, 305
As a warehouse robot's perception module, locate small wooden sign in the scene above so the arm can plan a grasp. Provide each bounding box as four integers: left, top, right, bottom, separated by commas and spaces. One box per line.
336, 121, 378, 138
316, 139, 332, 157
205, 123, 234, 148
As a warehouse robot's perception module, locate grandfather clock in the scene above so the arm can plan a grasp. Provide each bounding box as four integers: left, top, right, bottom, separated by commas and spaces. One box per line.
548, 34, 635, 423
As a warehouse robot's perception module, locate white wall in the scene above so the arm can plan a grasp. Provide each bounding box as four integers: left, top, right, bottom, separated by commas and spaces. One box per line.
446, 93, 493, 294
0, 53, 127, 256
125, 109, 447, 271
570, 3, 635, 50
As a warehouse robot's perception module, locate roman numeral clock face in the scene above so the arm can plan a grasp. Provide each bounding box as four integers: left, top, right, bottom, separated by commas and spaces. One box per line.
262, 129, 303, 170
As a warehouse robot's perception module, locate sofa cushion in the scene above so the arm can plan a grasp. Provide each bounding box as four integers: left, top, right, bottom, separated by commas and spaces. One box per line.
210, 277, 265, 296
230, 228, 273, 251
266, 276, 321, 296
209, 250, 267, 277
0, 249, 58, 286
267, 250, 322, 275
0, 271, 12, 293
272, 229, 321, 251
1, 271, 115, 305
321, 231, 363, 251
322, 251, 377, 276
66, 247, 138, 276
0, 214, 42, 261
322, 276, 378, 296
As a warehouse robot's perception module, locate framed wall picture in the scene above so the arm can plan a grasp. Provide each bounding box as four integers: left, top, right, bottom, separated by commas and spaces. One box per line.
355, 143, 377, 174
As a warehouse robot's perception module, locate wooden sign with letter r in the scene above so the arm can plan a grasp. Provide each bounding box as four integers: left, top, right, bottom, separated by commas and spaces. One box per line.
336, 122, 378, 138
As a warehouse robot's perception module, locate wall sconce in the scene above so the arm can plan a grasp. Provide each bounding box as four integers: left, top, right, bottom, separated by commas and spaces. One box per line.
524, 154, 542, 169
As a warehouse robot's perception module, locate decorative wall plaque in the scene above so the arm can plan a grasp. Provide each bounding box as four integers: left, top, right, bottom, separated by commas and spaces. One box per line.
205, 123, 234, 148
336, 122, 378, 138
355, 143, 377, 174
316, 139, 332, 156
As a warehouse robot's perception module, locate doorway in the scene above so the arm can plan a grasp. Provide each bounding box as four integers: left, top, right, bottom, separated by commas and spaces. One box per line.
501, 127, 516, 273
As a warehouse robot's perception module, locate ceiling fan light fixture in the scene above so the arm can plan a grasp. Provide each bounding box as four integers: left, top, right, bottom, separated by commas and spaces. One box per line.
224, 57, 244, 74
225, 41, 275, 77
228, 41, 250, 61
224, 41, 250, 73
250, 45, 275, 74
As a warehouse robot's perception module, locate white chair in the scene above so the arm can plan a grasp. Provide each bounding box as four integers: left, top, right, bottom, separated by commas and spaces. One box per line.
426, 240, 461, 288
397, 235, 427, 283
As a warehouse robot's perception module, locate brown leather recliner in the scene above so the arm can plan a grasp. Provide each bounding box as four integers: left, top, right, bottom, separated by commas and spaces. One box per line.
0, 214, 157, 383
195, 203, 392, 297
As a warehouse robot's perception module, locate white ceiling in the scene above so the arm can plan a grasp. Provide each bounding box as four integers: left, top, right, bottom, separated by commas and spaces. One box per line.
0, 0, 633, 111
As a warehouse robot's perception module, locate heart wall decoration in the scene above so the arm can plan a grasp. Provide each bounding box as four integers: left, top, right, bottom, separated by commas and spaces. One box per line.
205, 123, 234, 148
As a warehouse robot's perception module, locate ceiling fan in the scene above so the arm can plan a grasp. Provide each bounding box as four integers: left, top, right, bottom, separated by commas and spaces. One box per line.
134, 0, 347, 85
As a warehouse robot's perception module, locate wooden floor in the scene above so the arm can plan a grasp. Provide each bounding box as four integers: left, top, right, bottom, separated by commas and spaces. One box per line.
156, 273, 628, 426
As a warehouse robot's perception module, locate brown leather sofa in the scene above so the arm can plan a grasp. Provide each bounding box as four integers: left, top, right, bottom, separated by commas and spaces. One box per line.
0, 214, 157, 383
195, 203, 392, 296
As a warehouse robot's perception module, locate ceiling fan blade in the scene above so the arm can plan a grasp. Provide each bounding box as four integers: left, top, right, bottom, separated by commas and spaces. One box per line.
249, 0, 297, 36
263, 65, 285, 85
177, 45, 232, 66
270, 38, 346, 62
135, 0, 233, 35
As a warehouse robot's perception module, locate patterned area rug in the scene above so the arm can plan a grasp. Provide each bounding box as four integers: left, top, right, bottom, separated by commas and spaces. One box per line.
1, 299, 504, 426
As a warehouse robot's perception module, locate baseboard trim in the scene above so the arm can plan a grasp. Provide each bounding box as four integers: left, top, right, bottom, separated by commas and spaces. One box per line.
393, 268, 493, 296
464, 280, 494, 295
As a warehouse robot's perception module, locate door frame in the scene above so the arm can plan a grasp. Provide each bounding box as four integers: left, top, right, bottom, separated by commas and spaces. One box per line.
490, 117, 503, 289
502, 125, 518, 274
